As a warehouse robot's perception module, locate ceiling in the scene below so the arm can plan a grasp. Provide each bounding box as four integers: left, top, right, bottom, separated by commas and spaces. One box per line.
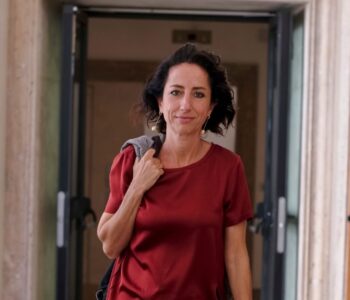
61, 0, 301, 12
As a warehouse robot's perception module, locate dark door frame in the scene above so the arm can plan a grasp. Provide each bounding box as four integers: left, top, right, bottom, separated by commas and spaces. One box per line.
260, 10, 292, 300
57, 5, 292, 300
57, 5, 91, 300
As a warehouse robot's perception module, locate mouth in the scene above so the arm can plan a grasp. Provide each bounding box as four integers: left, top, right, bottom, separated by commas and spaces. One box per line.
175, 116, 195, 124
175, 115, 195, 119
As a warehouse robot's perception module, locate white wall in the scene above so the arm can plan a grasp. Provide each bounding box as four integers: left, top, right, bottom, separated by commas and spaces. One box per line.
88, 17, 268, 288
0, 0, 8, 292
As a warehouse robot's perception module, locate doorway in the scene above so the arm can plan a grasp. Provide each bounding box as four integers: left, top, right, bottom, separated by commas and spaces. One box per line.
84, 16, 268, 299
57, 6, 303, 300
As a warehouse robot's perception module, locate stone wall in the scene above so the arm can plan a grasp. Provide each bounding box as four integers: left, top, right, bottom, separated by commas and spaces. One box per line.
1, 0, 61, 299
298, 0, 350, 299
0, 0, 9, 295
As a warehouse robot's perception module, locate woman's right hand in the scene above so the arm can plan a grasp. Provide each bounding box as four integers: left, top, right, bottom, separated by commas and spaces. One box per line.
97, 148, 164, 259
131, 148, 164, 193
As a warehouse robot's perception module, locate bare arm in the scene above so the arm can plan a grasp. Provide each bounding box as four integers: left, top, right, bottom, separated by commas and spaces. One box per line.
225, 221, 253, 300
97, 148, 163, 259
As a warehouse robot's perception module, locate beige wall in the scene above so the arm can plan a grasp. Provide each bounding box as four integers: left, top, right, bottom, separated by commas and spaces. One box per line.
35, 3, 61, 299
297, 1, 350, 299
347, 198, 350, 299
1, 0, 61, 299
0, 0, 9, 293
347, 153, 350, 300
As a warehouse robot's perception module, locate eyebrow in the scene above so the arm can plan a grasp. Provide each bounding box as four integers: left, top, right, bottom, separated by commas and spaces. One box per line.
169, 84, 208, 90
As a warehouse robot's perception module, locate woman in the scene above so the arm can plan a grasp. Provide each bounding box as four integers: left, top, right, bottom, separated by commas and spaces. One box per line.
97, 43, 253, 300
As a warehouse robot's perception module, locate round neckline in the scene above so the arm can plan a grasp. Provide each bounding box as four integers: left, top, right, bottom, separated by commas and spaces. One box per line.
162, 143, 215, 172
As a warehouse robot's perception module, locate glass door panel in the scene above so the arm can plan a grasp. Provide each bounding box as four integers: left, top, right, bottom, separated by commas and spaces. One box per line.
284, 11, 304, 300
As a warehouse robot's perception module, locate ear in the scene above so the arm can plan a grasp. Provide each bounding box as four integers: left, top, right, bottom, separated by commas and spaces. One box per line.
157, 97, 163, 113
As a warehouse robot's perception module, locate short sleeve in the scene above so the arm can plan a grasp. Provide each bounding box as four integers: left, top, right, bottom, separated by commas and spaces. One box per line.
224, 156, 254, 227
104, 146, 136, 214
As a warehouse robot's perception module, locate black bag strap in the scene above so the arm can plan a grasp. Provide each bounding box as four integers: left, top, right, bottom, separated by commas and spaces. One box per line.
96, 259, 115, 300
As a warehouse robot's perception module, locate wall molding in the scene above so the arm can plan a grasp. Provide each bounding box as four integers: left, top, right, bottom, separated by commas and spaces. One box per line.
299, 0, 350, 299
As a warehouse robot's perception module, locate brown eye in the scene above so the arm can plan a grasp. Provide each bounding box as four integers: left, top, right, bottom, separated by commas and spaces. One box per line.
170, 90, 181, 96
194, 91, 205, 98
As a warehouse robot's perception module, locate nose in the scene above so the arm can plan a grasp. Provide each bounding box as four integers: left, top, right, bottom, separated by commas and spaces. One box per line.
180, 93, 191, 111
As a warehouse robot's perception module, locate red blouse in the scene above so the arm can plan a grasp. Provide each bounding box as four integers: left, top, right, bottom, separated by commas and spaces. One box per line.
104, 143, 253, 300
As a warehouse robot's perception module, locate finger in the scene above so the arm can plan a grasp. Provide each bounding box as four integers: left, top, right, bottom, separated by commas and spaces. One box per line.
152, 157, 161, 164
154, 160, 163, 169
143, 148, 156, 159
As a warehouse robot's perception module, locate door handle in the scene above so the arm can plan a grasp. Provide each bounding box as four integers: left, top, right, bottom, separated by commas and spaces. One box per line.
57, 191, 66, 248
276, 196, 286, 254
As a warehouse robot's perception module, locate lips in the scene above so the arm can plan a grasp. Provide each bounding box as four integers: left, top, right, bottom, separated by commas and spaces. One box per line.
175, 116, 195, 123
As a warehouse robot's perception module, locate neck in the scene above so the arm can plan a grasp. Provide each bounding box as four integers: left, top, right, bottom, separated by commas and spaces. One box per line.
160, 133, 209, 168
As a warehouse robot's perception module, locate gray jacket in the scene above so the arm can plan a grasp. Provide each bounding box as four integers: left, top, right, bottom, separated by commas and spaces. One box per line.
120, 134, 164, 159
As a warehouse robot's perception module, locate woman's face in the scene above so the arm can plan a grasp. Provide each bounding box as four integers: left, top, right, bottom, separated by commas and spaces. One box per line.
158, 63, 213, 137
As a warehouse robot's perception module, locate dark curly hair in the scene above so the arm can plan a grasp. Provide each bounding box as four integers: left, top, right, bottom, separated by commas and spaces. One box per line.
141, 43, 235, 135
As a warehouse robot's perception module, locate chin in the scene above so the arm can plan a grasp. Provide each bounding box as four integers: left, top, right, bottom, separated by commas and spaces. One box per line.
167, 124, 201, 136
174, 129, 201, 137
